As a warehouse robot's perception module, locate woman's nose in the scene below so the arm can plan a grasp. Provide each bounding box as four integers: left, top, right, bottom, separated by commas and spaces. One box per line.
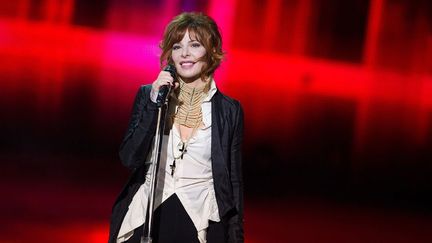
181, 46, 190, 57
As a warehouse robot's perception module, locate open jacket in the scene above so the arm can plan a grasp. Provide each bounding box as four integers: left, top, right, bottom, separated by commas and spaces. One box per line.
108, 84, 244, 243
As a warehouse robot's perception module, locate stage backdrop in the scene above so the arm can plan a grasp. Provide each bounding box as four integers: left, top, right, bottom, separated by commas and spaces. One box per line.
0, 1, 431, 242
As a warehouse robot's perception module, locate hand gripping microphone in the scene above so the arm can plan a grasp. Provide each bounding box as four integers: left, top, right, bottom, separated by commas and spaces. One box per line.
156, 64, 177, 107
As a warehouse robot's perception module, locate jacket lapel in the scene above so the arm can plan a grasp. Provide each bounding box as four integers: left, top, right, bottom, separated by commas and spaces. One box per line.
211, 91, 225, 162
211, 91, 234, 216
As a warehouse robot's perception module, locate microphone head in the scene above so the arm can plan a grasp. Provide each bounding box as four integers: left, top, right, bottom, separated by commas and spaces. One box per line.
157, 64, 177, 107
163, 64, 177, 79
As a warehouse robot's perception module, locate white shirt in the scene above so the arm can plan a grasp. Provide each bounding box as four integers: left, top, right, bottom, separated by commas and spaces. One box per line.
117, 80, 219, 243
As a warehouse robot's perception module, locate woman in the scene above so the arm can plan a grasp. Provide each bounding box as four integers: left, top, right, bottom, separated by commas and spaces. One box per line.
108, 12, 244, 243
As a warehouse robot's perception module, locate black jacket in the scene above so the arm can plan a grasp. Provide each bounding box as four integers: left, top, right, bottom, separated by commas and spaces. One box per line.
108, 84, 244, 243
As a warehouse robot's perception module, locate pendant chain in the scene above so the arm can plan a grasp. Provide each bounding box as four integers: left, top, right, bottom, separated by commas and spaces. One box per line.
169, 124, 199, 176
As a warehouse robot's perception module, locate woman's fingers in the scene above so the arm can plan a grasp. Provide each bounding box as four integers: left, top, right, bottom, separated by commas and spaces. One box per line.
152, 71, 174, 91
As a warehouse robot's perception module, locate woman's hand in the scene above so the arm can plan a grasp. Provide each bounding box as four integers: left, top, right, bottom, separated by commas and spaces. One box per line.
152, 70, 178, 92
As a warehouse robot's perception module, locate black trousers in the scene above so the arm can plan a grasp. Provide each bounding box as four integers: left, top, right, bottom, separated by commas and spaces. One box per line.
126, 194, 226, 243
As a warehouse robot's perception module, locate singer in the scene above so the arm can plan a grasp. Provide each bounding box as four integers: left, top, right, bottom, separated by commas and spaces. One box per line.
108, 12, 244, 243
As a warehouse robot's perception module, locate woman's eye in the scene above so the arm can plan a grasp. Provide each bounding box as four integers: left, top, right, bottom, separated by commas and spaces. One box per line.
172, 45, 181, 50
191, 43, 201, 48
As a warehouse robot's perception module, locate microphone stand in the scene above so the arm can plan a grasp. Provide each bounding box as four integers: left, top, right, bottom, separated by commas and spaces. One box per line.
142, 70, 175, 243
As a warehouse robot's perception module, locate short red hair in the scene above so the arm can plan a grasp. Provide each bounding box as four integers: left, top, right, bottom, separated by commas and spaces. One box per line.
160, 12, 224, 80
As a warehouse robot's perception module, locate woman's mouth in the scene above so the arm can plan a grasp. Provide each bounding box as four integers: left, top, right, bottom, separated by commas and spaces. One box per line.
180, 61, 196, 68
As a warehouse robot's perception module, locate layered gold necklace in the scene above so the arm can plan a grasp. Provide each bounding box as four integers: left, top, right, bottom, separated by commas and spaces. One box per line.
173, 78, 209, 129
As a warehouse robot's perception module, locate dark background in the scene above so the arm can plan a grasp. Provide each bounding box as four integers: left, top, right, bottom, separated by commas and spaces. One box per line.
1, 0, 432, 242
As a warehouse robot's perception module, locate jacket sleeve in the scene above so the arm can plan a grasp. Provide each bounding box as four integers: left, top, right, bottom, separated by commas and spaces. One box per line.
227, 101, 244, 243
119, 85, 159, 170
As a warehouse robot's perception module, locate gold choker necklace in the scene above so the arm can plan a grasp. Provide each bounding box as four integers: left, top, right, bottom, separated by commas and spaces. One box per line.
173, 79, 207, 129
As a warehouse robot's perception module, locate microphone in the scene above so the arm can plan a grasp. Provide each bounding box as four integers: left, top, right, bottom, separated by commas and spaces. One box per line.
156, 64, 177, 107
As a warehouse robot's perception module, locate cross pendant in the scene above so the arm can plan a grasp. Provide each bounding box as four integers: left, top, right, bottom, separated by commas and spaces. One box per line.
179, 143, 187, 159
170, 160, 176, 176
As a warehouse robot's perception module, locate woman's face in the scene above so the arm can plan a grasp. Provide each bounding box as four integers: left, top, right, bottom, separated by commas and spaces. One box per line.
171, 29, 207, 82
